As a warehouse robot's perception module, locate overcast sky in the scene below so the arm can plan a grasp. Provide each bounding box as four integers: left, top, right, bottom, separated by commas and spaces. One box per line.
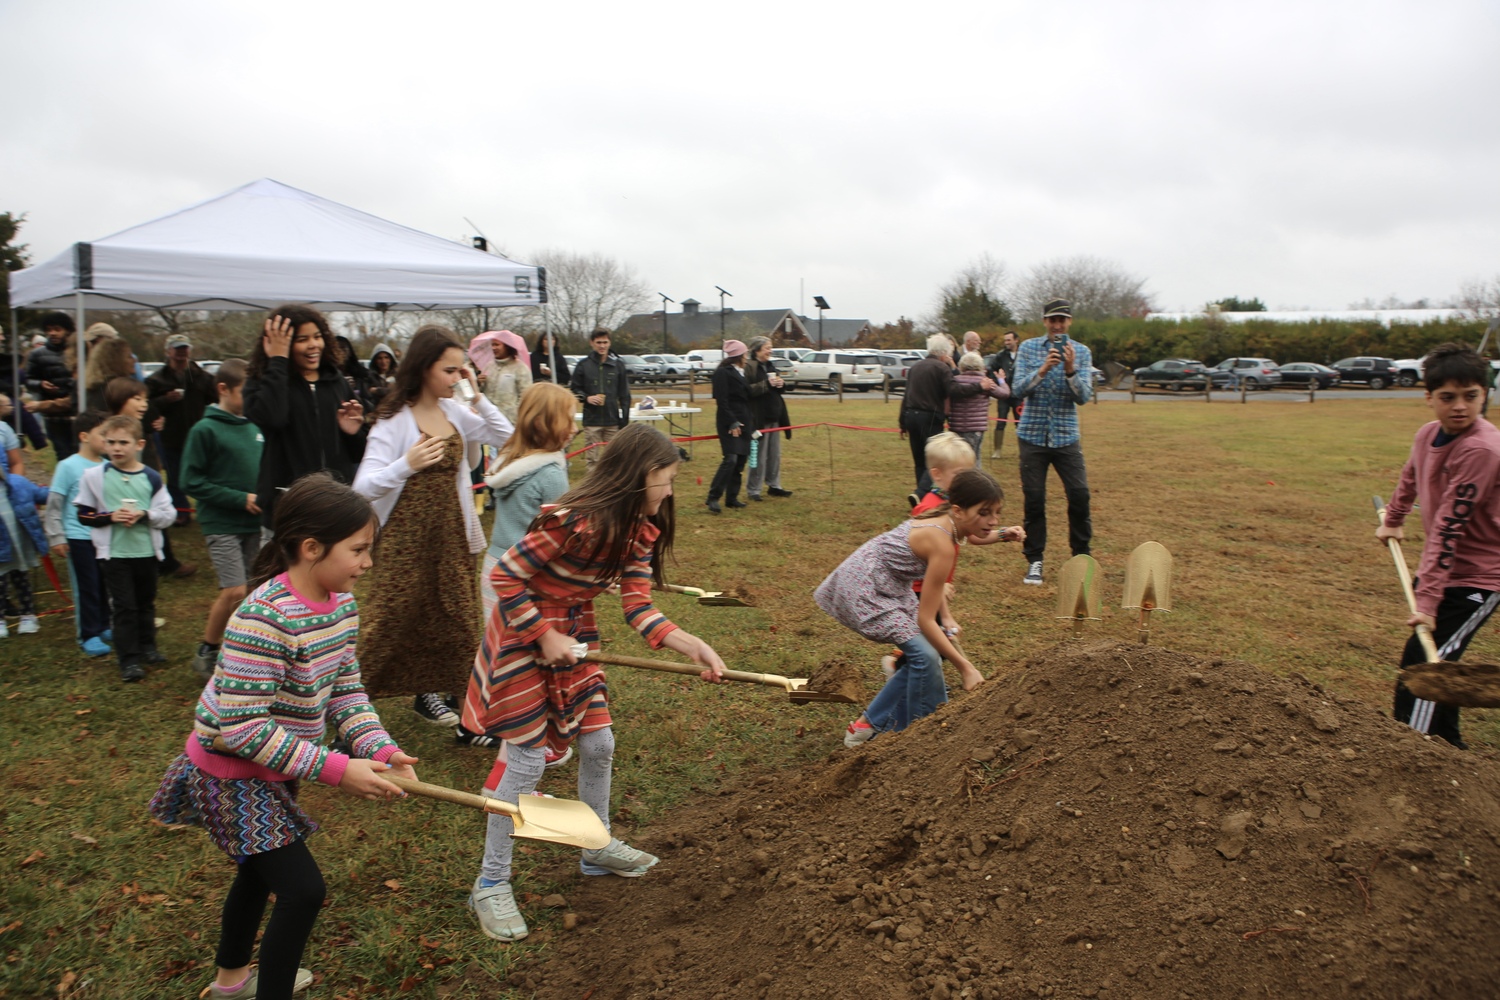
5, 0, 1497, 325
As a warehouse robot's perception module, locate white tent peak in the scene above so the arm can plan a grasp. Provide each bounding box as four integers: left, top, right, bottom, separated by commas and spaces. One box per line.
10, 178, 546, 311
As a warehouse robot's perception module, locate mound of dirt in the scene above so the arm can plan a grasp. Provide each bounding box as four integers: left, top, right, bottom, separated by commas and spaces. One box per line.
523, 642, 1500, 1000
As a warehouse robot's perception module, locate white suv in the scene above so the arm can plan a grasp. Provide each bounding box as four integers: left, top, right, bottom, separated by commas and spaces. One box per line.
787, 351, 886, 391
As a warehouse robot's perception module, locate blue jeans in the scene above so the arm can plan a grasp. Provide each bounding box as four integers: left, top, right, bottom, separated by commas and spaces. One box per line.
863, 634, 947, 733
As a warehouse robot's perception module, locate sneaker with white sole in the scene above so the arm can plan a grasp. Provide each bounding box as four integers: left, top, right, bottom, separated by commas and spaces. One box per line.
881, 653, 900, 679
580, 837, 659, 877
0, 619, 8, 639
1022, 561, 1044, 586
844, 717, 876, 748
207, 965, 313, 997
192, 642, 219, 679
18, 615, 39, 635
455, 726, 501, 748
414, 692, 461, 726
469, 878, 529, 941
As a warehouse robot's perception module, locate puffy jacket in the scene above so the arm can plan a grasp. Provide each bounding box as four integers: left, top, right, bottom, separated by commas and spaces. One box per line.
947, 373, 1009, 433
242, 357, 367, 527
25, 342, 74, 398
570, 353, 631, 428
0, 474, 50, 564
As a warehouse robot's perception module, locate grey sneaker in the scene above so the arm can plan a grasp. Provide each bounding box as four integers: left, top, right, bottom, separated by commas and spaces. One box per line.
469, 878, 529, 941
1023, 561, 1044, 585
580, 837, 659, 877
192, 643, 218, 679
208, 967, 313, 997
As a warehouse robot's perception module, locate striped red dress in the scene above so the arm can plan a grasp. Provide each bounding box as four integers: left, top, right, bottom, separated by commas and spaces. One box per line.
460, 507, 678, 751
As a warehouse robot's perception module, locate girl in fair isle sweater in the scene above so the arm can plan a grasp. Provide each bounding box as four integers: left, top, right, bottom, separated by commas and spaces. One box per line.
148, 475, 419, 1000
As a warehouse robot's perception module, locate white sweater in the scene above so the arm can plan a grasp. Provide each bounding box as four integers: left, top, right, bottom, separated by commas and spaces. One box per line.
353, 396, 513, 554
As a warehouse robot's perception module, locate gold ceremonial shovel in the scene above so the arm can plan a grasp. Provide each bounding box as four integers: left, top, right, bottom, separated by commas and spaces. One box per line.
1122, 541, 1173, 644
1055, 554, 1103, 639
211, 739, 609, 848
656, 583, 752, 607
590, 650, 859, 704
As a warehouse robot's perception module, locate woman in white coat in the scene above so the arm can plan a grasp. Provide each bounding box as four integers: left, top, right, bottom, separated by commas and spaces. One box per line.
353, 325, 513, 744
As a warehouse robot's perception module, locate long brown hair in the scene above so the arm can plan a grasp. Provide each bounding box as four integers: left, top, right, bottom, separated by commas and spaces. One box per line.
494, 381, 576, 465
249, 473, 380, 590
375, 325, 465, 419
85, 337, 135, 390
539, 422, 677, 584
915, 468, 1002, 519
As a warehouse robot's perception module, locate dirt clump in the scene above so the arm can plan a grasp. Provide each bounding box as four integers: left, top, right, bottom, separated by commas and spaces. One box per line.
525, 641, 1500, 999
803, 657, 868, 704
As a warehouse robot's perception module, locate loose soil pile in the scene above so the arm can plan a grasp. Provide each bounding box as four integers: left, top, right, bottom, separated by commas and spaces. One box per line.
803, 658, 869, 705
523, 642, 1500, 999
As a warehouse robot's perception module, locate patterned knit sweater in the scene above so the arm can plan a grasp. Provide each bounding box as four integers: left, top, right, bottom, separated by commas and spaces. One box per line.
186, 573, 401, 786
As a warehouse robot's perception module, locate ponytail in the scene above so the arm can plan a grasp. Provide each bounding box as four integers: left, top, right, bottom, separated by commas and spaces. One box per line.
249, 473, 379, 590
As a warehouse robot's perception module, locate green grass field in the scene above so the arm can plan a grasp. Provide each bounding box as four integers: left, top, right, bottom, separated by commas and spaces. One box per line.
3, 393, 1495, 998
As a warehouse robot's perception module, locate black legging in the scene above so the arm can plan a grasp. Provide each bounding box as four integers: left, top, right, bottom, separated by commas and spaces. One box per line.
217, 839, 326, 999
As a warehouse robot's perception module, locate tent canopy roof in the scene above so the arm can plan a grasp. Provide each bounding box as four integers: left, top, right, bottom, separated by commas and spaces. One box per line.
10, 179, 546, 312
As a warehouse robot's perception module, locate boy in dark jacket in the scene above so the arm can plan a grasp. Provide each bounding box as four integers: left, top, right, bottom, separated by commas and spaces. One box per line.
145, 333, 217, 518
180, 359, 265, 678
569, 329, 631, 467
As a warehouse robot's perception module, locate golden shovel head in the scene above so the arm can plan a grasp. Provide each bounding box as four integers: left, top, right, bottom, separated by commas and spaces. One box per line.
1123, 541, 1173, 611
1055, 554, 1103, 622
507, 794, 612, 850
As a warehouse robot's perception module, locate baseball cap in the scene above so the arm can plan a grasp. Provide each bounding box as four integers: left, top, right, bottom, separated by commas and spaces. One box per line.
165, 334, 192, 350
1042, 299, 1073, 319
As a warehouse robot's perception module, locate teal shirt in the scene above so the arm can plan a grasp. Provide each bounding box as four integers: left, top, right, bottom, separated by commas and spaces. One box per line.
102, 466, 156, 558
49, 453, 103, 541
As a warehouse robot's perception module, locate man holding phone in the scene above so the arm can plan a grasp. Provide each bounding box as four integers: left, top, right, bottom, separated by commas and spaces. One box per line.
1011, 299, 1094, 586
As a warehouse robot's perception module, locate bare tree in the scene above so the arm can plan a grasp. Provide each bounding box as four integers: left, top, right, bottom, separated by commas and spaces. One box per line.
1012, 255, 1155, 320
1456, 275, 1500, 320
528, 249, 650, 341
931, 253, 1012, 333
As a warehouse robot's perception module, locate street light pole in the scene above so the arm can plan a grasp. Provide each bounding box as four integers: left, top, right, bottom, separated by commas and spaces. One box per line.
715, 285, 733, 340
658, 293, 675, 353
813, 295, 830, 351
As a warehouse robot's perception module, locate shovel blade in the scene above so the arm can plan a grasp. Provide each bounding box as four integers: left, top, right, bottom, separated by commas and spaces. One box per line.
788, 686, 859, 704
511, 795, 612, 850
1123, 541, 1173, 611
1055, 554, 1103, 621
698, 594, 751, 607
1403, 660, 1500, 709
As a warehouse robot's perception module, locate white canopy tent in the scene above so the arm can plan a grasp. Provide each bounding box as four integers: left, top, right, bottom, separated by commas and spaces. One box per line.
8, 178, 554, 409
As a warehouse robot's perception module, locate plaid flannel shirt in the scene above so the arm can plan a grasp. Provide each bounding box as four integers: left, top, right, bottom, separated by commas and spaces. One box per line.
1012, 336, 1093, 448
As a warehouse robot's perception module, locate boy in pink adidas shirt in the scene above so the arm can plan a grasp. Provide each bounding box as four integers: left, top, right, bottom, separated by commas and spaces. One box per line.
1377, 343, 1500, 749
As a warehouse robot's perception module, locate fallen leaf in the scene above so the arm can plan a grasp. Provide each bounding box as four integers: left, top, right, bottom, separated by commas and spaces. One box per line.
4, 692, 21, 700
55, 970, 77, 996
30, 797, 49, 807
70, 833, 98, 846
0, 919, 22, 934
418, 934, 442, 950
383, 879, 402, 891
20, 850, 45, 867
136, 893, 168, 904
63, 779, 85, 786
74, 709, 93, 716
399, 973, 420, 991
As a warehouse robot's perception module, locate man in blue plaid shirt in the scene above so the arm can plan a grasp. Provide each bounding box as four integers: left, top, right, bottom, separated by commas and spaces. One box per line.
1011, 298, 1093, 586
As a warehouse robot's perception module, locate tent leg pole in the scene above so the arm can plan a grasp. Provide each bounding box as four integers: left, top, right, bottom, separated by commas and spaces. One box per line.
545, 305, 556, 384
75, 290, 87, 413
9, 306, 19, 435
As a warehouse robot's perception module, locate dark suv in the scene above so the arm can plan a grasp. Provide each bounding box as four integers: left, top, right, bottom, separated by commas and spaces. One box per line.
1331, 356, 1399, 390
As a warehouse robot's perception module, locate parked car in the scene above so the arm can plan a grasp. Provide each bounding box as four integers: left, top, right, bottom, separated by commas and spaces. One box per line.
1275, 362, 1340, 389
640, 353, 692, 377
871, 354, 911, 389
140, 361, 164, 380
771, 348, 811, 363
1211, 357, 1282, 389
198, 359, 222, 377
1331, 356, 1399, 389
1132, 358, 1221, 390
683, 350, 724, 370
620, 355, 663, 383
1392, 358, 1425, 388
564, 354, 585, 369
786, 350, 885, 391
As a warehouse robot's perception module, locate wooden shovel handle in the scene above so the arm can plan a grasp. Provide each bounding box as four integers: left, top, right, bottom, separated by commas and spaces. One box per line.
657, 583, 706, 597
1374, 498, 1443, 663
592, 651, 792, 691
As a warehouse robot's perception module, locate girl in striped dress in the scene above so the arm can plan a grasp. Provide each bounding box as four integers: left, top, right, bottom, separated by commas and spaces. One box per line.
460, 422, 727, 943
148, 475, 419, 1000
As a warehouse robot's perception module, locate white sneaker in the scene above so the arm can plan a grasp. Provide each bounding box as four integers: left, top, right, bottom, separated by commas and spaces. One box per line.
1023, 561, 1044, 585
17, 615, 39, 635
0, 620, 8, 639
881, 654, 899, 679
469, 878, 529, 941
580, 838, 659, 877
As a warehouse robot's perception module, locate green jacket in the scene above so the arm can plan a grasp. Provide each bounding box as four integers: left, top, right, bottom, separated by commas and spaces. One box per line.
180, 405, 264, 535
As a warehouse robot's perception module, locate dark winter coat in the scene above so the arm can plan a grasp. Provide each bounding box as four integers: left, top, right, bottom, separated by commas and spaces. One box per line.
530, 337, 571, 385
570, 352, 631, 428
744, 360, 792, 440
24, 342, 74, 398
712, 362, 753, 457
243, 357, 367, 527
146, 361, 218, 452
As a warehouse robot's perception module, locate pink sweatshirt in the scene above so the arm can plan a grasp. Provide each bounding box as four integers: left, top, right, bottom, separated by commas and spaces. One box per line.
1383, 418, 1500, 616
